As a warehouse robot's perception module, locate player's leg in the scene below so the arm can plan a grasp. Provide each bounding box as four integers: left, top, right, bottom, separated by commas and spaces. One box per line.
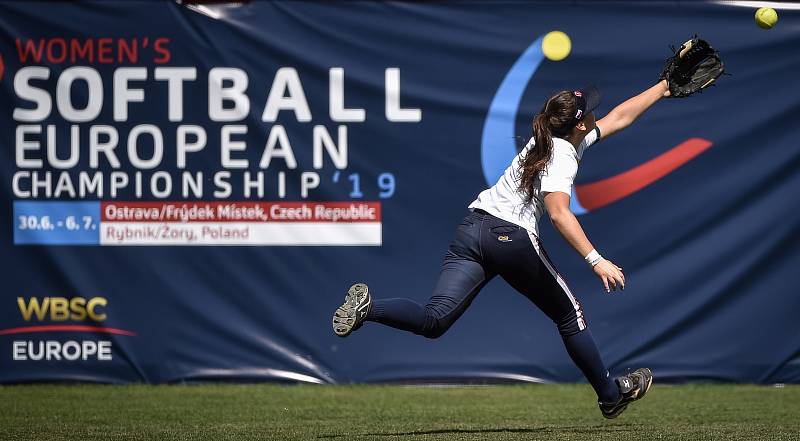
366, 251, 492, 338
486, 224, 652, 417
333, 211, 495, 338
527, 237, 652, 418
480, 216, 619, 403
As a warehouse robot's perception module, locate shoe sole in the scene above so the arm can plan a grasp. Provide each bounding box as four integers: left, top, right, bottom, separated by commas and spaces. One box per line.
601, 404, 628, 419
332, 283, 371, 337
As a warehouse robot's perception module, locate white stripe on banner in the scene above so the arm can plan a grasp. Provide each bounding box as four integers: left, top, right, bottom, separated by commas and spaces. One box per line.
527, 231, 586, 331
100, 222, 382, 246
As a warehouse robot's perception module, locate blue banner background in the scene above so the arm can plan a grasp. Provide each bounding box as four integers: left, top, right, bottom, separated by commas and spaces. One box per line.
1, 1, 798, 384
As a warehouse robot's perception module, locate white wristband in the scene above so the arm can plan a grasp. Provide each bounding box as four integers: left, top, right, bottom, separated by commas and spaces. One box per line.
584, 249, 602, 267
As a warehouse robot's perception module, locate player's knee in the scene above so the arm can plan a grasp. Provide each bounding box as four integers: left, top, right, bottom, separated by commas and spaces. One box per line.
555, 312, 584, 338
420, 326, 447, 339
420, 314, 450, 339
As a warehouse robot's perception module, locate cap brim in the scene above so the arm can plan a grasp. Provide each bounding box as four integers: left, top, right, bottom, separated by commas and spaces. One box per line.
579, 85, 602, 114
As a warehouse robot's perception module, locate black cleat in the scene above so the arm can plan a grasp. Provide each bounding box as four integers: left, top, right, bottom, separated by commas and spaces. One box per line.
332, 283, 372, 337
598, 367, 653, 419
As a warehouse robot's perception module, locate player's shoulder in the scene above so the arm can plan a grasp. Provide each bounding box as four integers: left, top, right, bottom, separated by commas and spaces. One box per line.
551, 138, 578, 159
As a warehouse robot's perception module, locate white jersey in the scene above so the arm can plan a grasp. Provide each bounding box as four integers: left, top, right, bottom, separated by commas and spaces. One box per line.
469, 127, 600, 237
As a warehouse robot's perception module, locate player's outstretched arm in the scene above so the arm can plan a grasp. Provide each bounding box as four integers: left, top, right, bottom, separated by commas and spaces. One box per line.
595, 80, 669, 140
543, 191, 625, 293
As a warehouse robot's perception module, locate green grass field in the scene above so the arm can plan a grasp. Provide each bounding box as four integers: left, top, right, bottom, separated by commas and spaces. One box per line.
1, 384, 798, 440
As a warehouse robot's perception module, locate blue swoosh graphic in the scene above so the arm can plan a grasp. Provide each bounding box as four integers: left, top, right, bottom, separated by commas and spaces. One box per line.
480, 36, 544, 186
569, 188, 588, 215
481, 35, 589, 215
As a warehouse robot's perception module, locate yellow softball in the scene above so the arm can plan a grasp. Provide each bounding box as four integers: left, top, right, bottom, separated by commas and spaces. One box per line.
542, 31, 571, 61
755, 7, 778, 30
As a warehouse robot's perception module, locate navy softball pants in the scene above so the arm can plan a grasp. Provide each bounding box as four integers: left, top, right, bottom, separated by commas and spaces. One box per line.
366, 209, 619, 402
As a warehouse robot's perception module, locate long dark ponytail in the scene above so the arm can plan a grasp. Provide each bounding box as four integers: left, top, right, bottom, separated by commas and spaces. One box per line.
518, 91, 577, 203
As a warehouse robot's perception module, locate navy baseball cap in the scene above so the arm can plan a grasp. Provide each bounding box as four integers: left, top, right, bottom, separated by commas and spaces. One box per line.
571, 85, 601, 125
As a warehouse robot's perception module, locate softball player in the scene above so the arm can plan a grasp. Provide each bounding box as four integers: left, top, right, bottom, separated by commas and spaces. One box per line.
333, 80, 671, 418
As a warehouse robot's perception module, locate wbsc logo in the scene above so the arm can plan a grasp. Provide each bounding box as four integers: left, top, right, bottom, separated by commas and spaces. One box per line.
1, 296, 136, 362
480, 33, 713, 215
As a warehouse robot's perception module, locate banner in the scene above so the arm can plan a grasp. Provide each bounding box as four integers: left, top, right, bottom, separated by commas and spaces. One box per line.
1, 1, 798, 384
